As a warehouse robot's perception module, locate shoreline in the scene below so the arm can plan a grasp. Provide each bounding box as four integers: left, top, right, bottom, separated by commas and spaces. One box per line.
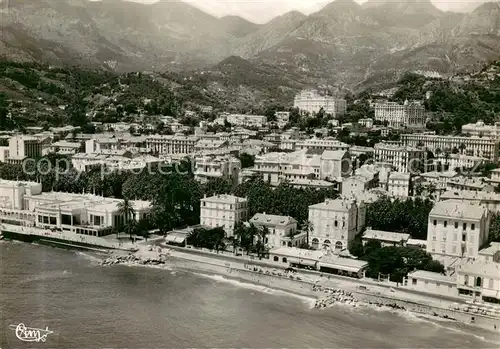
98, 245, 500, 335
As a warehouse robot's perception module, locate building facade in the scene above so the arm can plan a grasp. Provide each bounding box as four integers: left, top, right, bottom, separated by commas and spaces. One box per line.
374, 101, 426, 129
374, 143, 425, 173
146, 135, 198, 155
308, 198, 366, 251
200, 194, 248, 236
194, 155, 241, 185
387, 172, 411, 198
427, 200, 490, 264
401, 134, 499, 162
293, 90, 346, 117
249, 213, 303, 248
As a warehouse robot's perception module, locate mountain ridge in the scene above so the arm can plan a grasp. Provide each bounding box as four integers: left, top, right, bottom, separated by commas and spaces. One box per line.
0, 0, 499, 89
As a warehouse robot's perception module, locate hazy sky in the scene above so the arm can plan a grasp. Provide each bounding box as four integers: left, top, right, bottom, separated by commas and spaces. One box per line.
129, 0, 489, 23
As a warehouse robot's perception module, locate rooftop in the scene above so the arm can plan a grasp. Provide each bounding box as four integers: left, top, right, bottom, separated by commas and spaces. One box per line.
269, 247, 324, 260
457, 260, 500, 277
251, 213, 297, 227
389, 172, 411, 180
202, 194, 247, 204
321, 150, 348, 160
363, 229, 410, 243
408, 270, 456, 284
478, 242, 500, 256
309, 198, 354, 212
430, 200, 487, 220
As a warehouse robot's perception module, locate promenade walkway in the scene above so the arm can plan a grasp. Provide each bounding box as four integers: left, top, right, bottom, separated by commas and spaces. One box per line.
0, 223, 136, 251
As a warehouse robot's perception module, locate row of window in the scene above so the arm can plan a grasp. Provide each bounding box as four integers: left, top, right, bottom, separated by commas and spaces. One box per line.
432, 220, 475, 230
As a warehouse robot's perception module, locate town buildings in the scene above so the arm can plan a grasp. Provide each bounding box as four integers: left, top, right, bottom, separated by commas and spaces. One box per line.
252, 149, 350, 186
296, 138, 350, 152
275, 111, 290, 128
200, 194, 248, 236
401, 134, 499, 162
374, 143, 425, 173
293, 90, 346, 117
374, 100, 426, 129
226, 114, 267, 128
461, 121, 500, 139
49, 141, 82, 155
308, 198, 366, 251
427, 200, 490, 265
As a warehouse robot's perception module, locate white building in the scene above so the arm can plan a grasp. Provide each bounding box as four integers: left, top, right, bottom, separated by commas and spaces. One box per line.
269, 247, 368, 278
85, 137, 121, 154
434, 154, 486, 171
427, 200, 490, 264
362, 229, 410, 247
0, 179, 43, 210
293, 89, 346, 117
358, 118, 374, 129
253, 149, 350, 186
0, 146, 9, 162
249, 213, 304, 248
456, 260, 500, 303
406, 270, 458, 298
194, 139, 228, 153
146, 135, 198, 155
387, 172, 411, 198
8, 135, 48, 162
25, 192, 150, 237
200, 194, 248, 236
226, 114, 267, 128
194, 155, 241, 185
374, 100, 426, 129
49, 141, 82, 154
401, 134, 499, 162
296, 138, 350, 152
275, 111, 290, 128
341, 173, 379, 199
374, 143, 425, 173
461, 121, 500, 139
440, 190, 500, 214
308, 198, 366, 251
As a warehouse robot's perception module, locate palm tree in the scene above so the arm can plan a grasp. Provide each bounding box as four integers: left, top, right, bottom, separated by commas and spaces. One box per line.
304, 220, 313, 247
124, 219, 138, 242
118, 199, 136, 225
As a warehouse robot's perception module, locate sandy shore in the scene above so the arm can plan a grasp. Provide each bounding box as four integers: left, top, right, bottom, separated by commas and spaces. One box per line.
99, 245, 500, 334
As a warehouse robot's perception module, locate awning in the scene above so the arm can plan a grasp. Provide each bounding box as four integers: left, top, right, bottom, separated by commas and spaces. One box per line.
482, 288, 500, 299
319, 262, 365, 273
165, 234, 186, 244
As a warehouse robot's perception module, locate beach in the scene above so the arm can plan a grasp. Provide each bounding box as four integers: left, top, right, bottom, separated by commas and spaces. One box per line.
99, 244, 500, 333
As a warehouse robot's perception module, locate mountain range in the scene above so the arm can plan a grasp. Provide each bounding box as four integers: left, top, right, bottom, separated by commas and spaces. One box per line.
1, 0, 499, 89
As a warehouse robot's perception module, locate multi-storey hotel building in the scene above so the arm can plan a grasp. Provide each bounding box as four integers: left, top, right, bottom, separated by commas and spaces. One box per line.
146, 135, 198, 155
374, 101, 426, 128
461, 121, 500, 139
374, 142, 425, 173
293, 90, 346, 117
401, 134, 499, 161
226, 114, 267, 128
200, 194, 248, 236
308, 198, 366, 251
427, 200, 490, 266
296, 138, 350, 152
